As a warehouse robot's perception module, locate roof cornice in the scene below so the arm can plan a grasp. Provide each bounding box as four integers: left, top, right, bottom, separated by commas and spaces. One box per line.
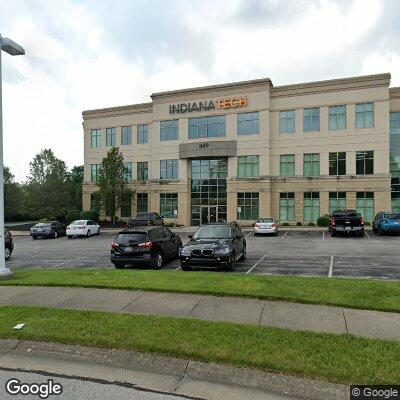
390, 87, 400, 99
82, 102, 153, 119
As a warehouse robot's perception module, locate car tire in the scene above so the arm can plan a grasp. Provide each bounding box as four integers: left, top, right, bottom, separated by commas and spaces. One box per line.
53, 231, 58, 239
32, 236, 37, 240
377, 226, 383, 236
225, 253, 236, 272
254, 232, 258, 237
181, 263, 192, 271
5, 247, 11, 261
331, 231, 336, 237
154, 252, 163, 269
359, 230, 365, 237
67, 235, 72, 239
114, 262, 125, 269
97, 228, 101, 235
239, 246, 246, 261
86, 230, 91, 238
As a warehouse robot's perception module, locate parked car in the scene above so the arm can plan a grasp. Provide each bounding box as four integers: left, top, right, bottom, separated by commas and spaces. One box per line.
127, 212, 164, 227
5, 229, 13, 261
254, 217, 278, 236
180, 222, 246, 272
110, 226, 182, 269
329, 210, 365, 237
30, 221, 66, 240
373, 211, 400, 235
66, 220, 100, 238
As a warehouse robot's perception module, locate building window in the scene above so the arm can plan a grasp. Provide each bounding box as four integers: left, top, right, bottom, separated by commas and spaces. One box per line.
280, 154, 295, 177
160, 159, 178, 180
329, 152, 346, 176
329, 192, 346, 215
91, 129, 102, 148
137, 193, 148, 213
392, 178, 400, 211
303, 153, 320, 177
356, 151, 374, 175
390, 112, 400, 134
121, 194, 132, 218
279, 110, 295, 133
303, 192, 320, 223
356, 103, 374, 128
160, 120, 179, 141
106, 127, 116, 146
356, 192, 374, 222
121, 126, 132, 145
123, 162, 132, 182
329, 105, 346, 130
237, 192, 259, 220
188, 115, 226, 139
137, 161, 148, 181
91, 164, 101, 182
90, 193, 101, 212
279, 192, 295, 222
160, 193, 178, 218
137, 124, 149, 144
237, 155, 259, 178
303, 108, 320, 132
237, 112, 259, 135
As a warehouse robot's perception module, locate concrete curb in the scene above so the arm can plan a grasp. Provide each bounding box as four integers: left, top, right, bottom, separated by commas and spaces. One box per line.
0, 339, 348, 400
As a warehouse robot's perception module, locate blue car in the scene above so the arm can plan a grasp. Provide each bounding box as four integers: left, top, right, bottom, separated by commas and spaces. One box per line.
373, 212, 400, 235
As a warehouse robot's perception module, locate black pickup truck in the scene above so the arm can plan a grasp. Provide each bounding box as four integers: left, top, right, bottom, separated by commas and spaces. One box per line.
329, 210, 365, 237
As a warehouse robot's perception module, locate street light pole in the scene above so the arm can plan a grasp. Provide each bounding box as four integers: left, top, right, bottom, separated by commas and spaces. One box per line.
0, 34, 25, 279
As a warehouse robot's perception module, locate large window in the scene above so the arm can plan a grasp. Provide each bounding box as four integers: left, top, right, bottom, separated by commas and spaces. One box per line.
279, 192, 295, 222
280, 154, 295, 177
124, 162, 132, 182
303, 192, 320, 223
189, 116, 226, 139
91, 164, 101, 182
303, 153, 320, 177
329, 192, 346, 215
160, 120, 179, 141
392, 178, 400, 211
356, 151, 374, 175
237, 155, 259, 178
121, 194, 132, 218
356, 192, 374, 222
303, 108, 320, 132
329, 105, 346, 130
160, 193, 178, 218
91, 129, 101, 148
160, 159, 178, 180
279, 110, 295, 134
106, 127, 116, 146
121, 126, 132, 145
356, 103, 374, 128
137, 193, 148, 213
137, 161, 148, 181
237, 192, 259, 220
390, 112, 400, 134
329, 152, 346, 175
137, 124, 149, 144
237, 112, 259, 135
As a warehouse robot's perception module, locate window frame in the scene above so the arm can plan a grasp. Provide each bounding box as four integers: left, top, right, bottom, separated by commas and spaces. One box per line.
237, 192, 259, 220
329, 152, 346, 176
280, 154, 295, 177
159, 193, 178, 218
279, 192, 295, 222
160, 159, 178, 180
355, 102, 374, 129
356, 151, 374, 175
303, 153, 320, 177
188, 115, 226, 139
106, 127, 116, 147
303, 108, 320, 132
279, 110, 295, 134
121, 126, 132, 146
137, 124, 149, 144
91, 129, 102, 148
237, 155, 259, 178
160, 120, 179, 141
137, 161, 148, 181
328, 105, 346, 130
237, 112, 259, 135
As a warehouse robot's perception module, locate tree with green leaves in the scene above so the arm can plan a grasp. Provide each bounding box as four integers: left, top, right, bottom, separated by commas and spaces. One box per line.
67, 165, 84, 211
4, 166, 24, 221
97, 147, 133, 224
24, 149, 72, 219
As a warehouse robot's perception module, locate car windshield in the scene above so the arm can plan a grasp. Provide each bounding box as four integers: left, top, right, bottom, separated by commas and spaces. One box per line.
116, 233, 148, 243
35, 223, 51, 227
193, 225, 231, 240
332, 210, 358, 217
71, 220, 86, 225
383, 213, 400, 220
136, 213, 149, 219
257, 218, 274, 223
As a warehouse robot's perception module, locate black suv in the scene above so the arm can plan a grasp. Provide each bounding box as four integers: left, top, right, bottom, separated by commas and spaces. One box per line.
180, 222, 246, 271
127, 212, 164, 227
110, 226, 182, 269
5, 229, 13, 261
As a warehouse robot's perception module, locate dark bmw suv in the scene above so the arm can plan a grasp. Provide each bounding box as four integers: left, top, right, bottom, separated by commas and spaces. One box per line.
110, 226, 182, 269
180, 222, 246, 271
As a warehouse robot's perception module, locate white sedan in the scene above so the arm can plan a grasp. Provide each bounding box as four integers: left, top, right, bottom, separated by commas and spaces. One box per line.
66, 220, 100, 238
254, 218, 279, 236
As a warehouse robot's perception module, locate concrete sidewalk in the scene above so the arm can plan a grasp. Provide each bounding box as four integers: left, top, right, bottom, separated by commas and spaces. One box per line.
1, 285, 399, 341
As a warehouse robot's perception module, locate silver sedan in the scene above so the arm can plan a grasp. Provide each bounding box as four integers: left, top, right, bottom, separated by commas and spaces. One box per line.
254, 218, 279, 236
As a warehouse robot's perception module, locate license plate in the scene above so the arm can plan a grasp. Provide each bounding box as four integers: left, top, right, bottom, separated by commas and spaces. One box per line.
345, 227, 351, 230
125, 247, 133, 253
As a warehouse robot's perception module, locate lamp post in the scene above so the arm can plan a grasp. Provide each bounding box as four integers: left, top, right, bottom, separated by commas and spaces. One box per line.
0, 35, 25, 279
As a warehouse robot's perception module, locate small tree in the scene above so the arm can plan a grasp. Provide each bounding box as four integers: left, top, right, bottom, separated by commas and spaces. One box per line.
4, 166, 24, 221
97, 147, 133, 224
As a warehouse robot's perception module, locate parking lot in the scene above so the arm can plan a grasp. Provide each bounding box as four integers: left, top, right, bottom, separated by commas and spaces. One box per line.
7, 229, 400, 280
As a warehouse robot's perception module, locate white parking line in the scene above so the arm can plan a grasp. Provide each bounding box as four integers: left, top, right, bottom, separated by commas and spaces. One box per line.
173, 266, 181, 271
328, 255, 334, 278
281, 232, 288, 239
47, 256, 87, 269
365, 231, 371, 240
246, 254, 267, 274
322, 231, 325, 240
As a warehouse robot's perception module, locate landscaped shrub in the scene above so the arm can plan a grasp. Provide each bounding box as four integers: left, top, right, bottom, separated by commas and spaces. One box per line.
365, 221, 371, 226
80, 210, 100, 222
282, 222, 290, 226
308, 222, 316, 226
66, 210, 81, 224
296, 221, 302, 226
317, 215, 330, 227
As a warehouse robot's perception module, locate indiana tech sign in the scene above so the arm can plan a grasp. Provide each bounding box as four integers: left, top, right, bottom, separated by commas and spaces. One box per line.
169, 96, 248, 114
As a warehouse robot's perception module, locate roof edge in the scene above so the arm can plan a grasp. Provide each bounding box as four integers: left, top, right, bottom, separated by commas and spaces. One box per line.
83, 102, 153, 118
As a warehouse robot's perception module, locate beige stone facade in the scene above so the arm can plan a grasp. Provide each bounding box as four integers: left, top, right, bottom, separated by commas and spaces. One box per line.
82, 73, 399, 226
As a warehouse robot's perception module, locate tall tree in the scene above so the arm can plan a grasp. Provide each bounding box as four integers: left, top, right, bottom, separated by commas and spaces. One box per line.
97, 147, 132, 224
4, 167, 24, 221
67, 165, 84, 211
25, 149, 71, 219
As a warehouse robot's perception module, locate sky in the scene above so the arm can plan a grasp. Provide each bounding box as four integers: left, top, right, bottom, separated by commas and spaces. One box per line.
1, 0, 400, 182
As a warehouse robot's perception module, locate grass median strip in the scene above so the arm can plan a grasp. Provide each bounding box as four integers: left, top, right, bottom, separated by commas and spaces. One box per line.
1, 305, 399, 384
2, 269, 400, 313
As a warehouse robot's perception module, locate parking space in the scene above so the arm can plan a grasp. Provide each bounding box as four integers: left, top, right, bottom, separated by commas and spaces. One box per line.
7, 230, 400, 280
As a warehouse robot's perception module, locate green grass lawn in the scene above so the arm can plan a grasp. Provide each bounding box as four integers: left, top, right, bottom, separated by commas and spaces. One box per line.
2, 269, 400, 313
1, 305, 399, 384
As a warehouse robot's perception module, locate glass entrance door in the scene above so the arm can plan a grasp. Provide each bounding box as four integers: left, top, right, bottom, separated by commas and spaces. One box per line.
200, 206, 217, 224
201, 207, 208, 224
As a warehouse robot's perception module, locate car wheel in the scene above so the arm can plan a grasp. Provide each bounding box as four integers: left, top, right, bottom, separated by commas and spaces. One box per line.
239, 246, 246, 261
53, 231, 58, 239
225, 253, 236, 272
86, 230, 91, 238
5, 247, 11, 261
97, 228, 101, 235
154, 252, 163, 269
254, 232, 258, 237
67, 235, 72, 239
331, 231, 336, 237
181, 263, 192, 271
377, 226, 383, 236
32, 236, 37, 240
114, 262, 125, 269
